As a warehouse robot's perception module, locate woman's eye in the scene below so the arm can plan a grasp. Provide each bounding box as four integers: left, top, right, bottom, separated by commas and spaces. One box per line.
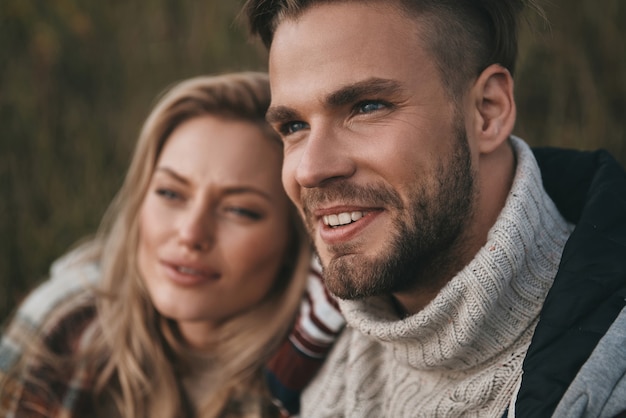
156, 188, 181, 201
356, 101, 387, 114
280, 121, 309, 135
226, 207, 262, 220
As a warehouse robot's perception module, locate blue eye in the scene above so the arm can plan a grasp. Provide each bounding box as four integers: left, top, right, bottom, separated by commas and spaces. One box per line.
227, 207, 262, 220
156, 188, 181, 200
280, 121, 309, 135
357, 101, 387, 114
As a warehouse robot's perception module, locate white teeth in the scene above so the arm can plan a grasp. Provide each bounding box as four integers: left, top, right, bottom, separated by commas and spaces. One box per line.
338, 213, 352, 224
177, 266, 200, 275
350, 211, 363, 222
323, 211, 364, 227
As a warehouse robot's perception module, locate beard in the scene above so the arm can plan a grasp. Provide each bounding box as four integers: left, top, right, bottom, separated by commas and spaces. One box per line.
301, 124, 475, 300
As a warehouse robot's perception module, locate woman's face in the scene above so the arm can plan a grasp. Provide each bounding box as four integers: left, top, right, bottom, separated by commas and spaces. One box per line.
137, 115, 291, 348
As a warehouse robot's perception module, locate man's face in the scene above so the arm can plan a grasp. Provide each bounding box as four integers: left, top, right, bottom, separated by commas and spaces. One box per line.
267, 2, 476, 299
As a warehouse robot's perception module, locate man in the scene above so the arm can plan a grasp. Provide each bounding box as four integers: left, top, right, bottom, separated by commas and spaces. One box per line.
244, 0, 626, 416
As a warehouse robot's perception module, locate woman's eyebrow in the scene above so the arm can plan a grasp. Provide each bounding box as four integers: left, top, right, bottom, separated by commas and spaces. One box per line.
155, 166, 189, 185
155, 168, 274, 201
222, 186, 273, 202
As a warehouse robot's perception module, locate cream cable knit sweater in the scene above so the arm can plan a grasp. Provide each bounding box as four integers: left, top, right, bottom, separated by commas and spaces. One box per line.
301, 137, 574, 418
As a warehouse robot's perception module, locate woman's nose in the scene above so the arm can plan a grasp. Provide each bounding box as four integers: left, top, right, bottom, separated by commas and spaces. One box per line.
177, 203, 214, 251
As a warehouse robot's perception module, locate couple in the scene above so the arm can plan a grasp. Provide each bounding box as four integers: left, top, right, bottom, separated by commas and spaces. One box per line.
2, 1, 626, 417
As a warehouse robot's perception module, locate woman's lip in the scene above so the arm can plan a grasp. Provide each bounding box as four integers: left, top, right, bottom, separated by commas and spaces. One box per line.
317, 209, 382, 245
160, 261, 219, 286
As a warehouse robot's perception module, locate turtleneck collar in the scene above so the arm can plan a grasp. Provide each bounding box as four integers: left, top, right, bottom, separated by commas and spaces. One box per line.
337, 136, 573, 371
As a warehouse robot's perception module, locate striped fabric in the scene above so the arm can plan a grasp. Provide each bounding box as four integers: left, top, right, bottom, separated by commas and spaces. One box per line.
264, 257, 345, 417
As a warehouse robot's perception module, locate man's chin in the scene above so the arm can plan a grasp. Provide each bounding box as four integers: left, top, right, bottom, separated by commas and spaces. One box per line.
322, 253, 390, 300
323, 277, 363, 300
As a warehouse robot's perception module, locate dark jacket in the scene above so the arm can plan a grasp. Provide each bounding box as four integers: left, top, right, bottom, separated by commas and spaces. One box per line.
517, 148, 626, 417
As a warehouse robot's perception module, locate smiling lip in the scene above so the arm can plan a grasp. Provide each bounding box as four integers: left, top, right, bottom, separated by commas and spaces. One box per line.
161, 260, 220, 287
314, 206, 382, 245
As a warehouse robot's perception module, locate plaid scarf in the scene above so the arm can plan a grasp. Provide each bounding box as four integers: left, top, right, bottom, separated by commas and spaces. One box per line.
0, 254, 100, 418
1, 252, 345, 418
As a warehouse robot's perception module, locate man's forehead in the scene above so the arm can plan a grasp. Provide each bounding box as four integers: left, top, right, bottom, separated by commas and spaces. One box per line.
267, 2, 426, 69
266, 1, 439, 111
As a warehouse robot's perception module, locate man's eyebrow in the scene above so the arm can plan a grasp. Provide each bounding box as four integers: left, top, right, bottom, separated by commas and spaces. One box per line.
326, 78, 403, 107
265, 106, 301, 125
265, 78, 403, 125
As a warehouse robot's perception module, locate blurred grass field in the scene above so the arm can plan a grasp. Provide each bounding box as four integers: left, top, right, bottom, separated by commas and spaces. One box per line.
1, 0, 625, 322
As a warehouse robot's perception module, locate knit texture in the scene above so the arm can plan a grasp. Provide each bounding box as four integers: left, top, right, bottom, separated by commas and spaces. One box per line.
301, 137, 574, 418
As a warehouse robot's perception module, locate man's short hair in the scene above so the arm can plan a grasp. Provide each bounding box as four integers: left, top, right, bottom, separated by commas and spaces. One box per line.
243, 0, 544, 99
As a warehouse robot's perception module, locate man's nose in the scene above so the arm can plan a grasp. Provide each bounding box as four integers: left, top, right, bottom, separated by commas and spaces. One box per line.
294, 124, 356, 188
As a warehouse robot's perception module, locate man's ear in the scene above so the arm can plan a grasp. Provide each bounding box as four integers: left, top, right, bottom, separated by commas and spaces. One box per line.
469, 64, 516, 154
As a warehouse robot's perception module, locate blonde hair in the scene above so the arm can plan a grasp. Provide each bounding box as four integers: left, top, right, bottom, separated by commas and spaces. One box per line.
10, 72, 310, 417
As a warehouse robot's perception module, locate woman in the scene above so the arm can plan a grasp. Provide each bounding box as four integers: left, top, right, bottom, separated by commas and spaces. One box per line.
0, 72, 314, 417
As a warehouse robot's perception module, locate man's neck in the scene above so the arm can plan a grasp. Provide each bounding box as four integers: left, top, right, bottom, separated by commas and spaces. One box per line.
393, 140, 516, 316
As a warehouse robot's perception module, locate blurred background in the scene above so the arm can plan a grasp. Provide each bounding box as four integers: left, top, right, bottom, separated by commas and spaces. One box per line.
1, 0, 624, 322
